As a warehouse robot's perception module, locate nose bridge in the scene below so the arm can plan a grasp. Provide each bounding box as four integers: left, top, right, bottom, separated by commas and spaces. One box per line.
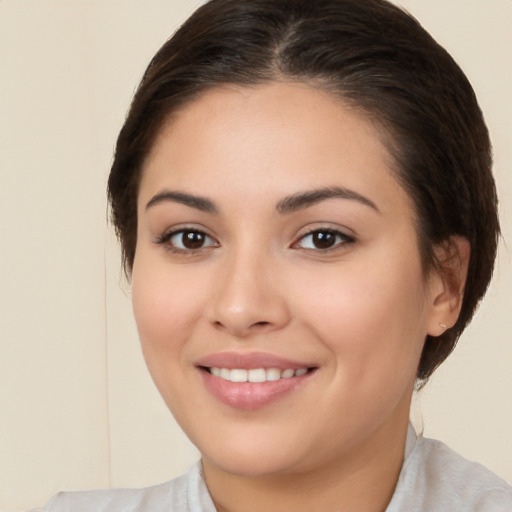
209, 238, 289, 336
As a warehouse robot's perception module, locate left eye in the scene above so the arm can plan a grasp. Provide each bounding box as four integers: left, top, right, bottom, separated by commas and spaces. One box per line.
295, 229, 352, 250
168, 229, 217, 250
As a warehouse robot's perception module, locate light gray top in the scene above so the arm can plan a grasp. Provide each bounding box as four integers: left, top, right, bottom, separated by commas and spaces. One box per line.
33, 425, 512, 511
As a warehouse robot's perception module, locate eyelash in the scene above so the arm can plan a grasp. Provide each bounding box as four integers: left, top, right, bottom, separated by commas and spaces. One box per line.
292, 228, 355, 252
155, 228, 219, 255
154, 227, 355, 254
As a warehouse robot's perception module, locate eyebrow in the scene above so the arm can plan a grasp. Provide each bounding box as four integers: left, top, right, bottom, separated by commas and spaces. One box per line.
145, 190, 219, 213
276, 186, 380, 214
145, 186, 379, 215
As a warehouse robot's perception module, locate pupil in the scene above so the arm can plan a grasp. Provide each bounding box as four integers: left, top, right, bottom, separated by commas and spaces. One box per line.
313, 231, 335, 249
183, 231, 204, 249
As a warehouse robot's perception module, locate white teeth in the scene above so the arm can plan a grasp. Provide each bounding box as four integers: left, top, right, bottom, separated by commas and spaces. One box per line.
230, 369, 248, 382
248, 368, 266, 382
209, 367, 309, 382
266, 368, 281, 381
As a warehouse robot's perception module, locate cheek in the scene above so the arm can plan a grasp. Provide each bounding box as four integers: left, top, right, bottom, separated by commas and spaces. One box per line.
130, 256, 212, 415
292, 257, 428, 374
131, 256, 204, 361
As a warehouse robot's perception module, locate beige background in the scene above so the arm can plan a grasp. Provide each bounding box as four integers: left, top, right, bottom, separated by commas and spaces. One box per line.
0, 1, 510, 510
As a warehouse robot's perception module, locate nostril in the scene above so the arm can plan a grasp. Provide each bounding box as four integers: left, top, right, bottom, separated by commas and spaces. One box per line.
253, 321, 270, 328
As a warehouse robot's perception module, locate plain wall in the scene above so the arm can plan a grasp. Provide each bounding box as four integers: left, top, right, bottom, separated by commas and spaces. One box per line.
0, 1, 510, 510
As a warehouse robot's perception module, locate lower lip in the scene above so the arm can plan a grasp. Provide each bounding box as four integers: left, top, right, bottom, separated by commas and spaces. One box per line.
199, 369, 314, 410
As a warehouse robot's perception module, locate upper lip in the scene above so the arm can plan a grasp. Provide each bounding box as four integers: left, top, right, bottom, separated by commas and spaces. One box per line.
195, 351, 316, 370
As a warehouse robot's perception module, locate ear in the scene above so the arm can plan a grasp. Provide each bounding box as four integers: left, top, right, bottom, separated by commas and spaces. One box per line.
426, 236, 470, 337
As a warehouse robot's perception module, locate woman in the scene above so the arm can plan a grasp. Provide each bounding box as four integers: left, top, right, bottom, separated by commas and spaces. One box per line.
36, 0, 511, 510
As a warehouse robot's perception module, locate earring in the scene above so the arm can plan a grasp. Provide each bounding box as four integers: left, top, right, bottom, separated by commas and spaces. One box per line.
439, 323, 448, 329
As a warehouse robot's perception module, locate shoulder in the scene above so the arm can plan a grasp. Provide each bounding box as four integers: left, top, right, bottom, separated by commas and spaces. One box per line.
37, 462, 214, 512
40, 478, 180, 512
389, 427, 512, 512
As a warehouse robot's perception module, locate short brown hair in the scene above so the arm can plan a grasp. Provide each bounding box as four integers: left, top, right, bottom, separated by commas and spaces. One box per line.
108, 0, 499, 381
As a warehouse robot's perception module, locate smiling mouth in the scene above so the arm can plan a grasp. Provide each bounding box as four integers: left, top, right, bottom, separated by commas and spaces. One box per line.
198, 361, 317, 409
205, 367, 313, 383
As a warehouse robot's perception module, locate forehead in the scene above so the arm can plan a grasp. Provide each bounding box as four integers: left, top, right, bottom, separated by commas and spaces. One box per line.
139, 82, 410, 217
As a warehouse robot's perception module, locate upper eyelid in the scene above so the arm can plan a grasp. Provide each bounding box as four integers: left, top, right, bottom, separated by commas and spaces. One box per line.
299, 228, 353, 240
295, 224, 356, 240
158, 224, 214, 238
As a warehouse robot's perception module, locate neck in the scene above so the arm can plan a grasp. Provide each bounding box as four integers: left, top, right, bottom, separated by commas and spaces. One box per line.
203, 416, 410, 512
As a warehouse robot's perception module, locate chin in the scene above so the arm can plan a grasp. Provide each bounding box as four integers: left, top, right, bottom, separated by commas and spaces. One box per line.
194, 423, 322, 479
203, 449, 302, 479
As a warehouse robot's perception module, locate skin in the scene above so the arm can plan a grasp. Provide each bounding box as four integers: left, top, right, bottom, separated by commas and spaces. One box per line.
132, 82, 465, 512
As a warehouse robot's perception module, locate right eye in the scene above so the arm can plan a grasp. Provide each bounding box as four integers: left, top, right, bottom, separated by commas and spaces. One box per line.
157, 228, 219, 252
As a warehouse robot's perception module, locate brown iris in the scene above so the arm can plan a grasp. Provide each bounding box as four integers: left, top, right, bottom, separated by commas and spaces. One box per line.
311, 231, 337, 249
181, 230, 206, 249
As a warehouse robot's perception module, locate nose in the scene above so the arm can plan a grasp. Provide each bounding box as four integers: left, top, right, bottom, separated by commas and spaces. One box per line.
208, 249, 291, 338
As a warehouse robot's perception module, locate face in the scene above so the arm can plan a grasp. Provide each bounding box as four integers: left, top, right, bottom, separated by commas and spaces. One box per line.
132, 82, 443, 478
